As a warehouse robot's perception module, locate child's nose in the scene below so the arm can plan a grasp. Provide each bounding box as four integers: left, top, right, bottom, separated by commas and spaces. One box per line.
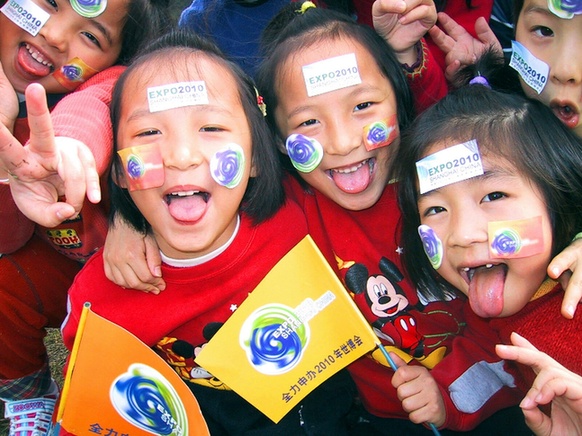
163, 139, 204, 170
39, 18, 68, 53
448, 211, 488, 248
325, 118, 361, 156
550, 41, 582, 85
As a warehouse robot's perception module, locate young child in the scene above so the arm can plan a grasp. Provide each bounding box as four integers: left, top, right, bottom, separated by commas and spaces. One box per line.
393, 52, 582, 432
61, 29, 358, 435
0, 0, 170, 431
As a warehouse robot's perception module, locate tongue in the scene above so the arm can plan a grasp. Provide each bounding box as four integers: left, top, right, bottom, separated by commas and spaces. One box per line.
18, 45, 51, 78
331, 162, 371, 194
468, 265, 506, 318
167, 195, 208, 222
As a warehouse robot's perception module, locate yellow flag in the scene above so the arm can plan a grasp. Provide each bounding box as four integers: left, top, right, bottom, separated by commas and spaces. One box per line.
54, 304, 209, 435
195, 235, 377, 423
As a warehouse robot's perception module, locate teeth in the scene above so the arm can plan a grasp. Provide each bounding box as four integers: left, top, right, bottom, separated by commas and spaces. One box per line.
25, 44, 53, 67
332, 159, 368, 174
170, 190, 196, 197
485, 264, 493, 268
462, 267, 469, 272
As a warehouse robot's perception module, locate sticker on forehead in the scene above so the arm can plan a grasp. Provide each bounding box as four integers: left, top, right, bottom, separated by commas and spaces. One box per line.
117, 143, 164, 191
363, 115, 399, 151
302, 53, 361, 97
210, 143, 246, 189
1, 0, 50, 36
547, 0, 582, 19
70, 0, 107, 18
416, 139, 483, 194
489, 216, 544, 259
509, 41, 549, 95
53, 57, 99, 91
418, 225, 443, 270
285, 134, 323, 173
147, 81, 209, 113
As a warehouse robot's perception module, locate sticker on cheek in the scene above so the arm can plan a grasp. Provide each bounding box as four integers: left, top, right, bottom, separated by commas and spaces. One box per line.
362, 115, 399, 151
53, 57, 99, 90
418, 225, 443, 269
117, 143, 164, 191
547, 0, 582, 19
285, 134, 323, 173
210, 143, 245, 189
1, 0, 50, 36
488, 216, 544, 259
509, 41, 549, 95
70, 0, 107, 18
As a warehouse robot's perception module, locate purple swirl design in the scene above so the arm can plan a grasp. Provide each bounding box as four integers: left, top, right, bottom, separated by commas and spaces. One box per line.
70, 0, 107, 17
490, 228, 522, 257
61, 65, 82, 82
240, 304, 309, 375
210, 143, 245, 188
366, 121, 388, 146
548, 0, 582, 17
126, 155, 145, 179
285, 134, 323, 173
418, 225, 443, 269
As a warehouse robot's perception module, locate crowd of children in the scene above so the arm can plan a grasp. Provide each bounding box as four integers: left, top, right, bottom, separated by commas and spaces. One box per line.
1, 0, 582, 434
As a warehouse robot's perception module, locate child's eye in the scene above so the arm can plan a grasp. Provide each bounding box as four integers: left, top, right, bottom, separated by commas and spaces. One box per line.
423, 206, 446, 217
200, 126, 224, 132
532, 26, 554, 38
354, 102, 372, 111
299, 119, 318, 127
45, 0, 57, 9
137, 129, 160, 137
482, 192, 505, 202
81, 31, 102, 49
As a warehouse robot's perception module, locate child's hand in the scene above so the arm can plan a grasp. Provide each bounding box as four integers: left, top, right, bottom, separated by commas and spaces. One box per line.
372, 0, 437, 65
103, 214, 165, 294
547, 238, 582, 319
390, 352, 446, 428
428, 12, 502, 81
0, 83, 101, 226
0, 62, 18, 132
496, 332, 582, 435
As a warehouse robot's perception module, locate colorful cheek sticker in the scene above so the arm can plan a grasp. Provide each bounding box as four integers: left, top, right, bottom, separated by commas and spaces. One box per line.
547, 0, 582, 18
117, 143, 165, 191
509, 41, 549, 95
488, 216, 544, 259
418, 225, 443, 270
210, 143, 245, 189
1, 0, 50, 36
53, 57, 99, 90
70, 0, 107, 18
362, 114, 399, 151
285, 134, 323, 173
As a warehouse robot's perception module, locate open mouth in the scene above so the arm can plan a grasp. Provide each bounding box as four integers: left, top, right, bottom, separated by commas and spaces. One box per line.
17, 43, 54, 78
461, 263, 508, 318
550, 101, 580, 130
326, 158, 375, 194
165, 190, 210, 223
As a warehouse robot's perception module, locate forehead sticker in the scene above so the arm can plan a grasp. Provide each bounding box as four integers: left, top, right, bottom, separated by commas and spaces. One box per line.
416, 139, 483, 194
1, 0, 50, 36
509, 41, 549, 95
210, 143, 246, 189
363, 115, 399, 151
302, 53, 361, 97
147, 81, 209, 113
117, 143, 164, 191
418, 225, 443, 270
285, 134, 324, 173
547, 0, 582, 18
70, 0, 107, 18
488, 216, 544, 259
53, 57, 99, 90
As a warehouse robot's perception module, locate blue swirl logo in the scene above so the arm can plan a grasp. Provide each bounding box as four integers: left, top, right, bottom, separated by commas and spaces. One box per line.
491, 228, 522, 257
239, 304, 310, 375
126, 155, 145, 179
285, 134, 323, 173
418, 225, 443, 269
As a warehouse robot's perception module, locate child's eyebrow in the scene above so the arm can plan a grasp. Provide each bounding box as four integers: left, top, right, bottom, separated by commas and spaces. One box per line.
91, 19, 114, 47
522, 0, 555, 18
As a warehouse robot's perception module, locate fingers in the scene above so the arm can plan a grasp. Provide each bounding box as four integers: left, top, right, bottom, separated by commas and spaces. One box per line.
428, 24, 454, 53
25, 83, 57, 158
0, 119, 26, 176
474, 16, 503, 53
548, 240, 582, 318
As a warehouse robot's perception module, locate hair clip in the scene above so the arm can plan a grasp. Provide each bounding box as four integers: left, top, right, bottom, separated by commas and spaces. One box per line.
297, 1, 316, 14
255, 87, 267, 117
469, 74, 491, 89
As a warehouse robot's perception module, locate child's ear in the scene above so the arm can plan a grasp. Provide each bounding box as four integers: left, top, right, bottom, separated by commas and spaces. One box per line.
250, 160, 257, 178
276, 138, 287, 155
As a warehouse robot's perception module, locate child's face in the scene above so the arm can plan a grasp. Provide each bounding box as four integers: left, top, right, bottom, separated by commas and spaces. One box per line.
0, 0, 127, 94
116, 54, 253, 259
274, 36, 399, 211
417, 142, 553, 318
516, 0, 582, 137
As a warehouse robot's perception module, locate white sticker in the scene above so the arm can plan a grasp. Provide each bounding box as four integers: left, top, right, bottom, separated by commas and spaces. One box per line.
302, 53, 361, 97
416, 139, 484, 194
509, 40, 549, 95
147, 81, 209, 113
1, 0, 50, 36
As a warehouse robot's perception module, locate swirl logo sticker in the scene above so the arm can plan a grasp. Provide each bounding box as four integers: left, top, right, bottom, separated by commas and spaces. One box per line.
285, 134, 323, 173
210, 143, 245, 189
239, 292, 335, 375
110, 363, 188, 436
362, 115, 399, 151
53, 57, 99, 91
70, 0, 107, 18
547, 0, 582, 18
418, 225, 443, 269
488, 216, 544, 259
117, 143, 165, 191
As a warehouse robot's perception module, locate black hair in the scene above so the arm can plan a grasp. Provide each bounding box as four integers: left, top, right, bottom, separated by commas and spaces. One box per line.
255, 0, 414, 173
109, 29, 285, 234
392, 50, 582, 300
